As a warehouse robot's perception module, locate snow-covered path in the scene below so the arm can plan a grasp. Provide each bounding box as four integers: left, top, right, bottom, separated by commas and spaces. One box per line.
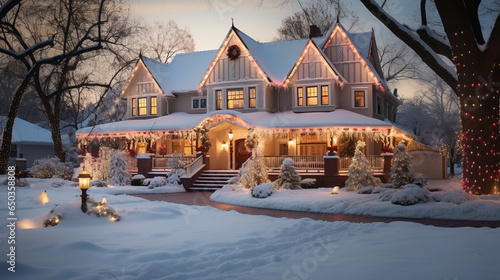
1, 179, 499, 279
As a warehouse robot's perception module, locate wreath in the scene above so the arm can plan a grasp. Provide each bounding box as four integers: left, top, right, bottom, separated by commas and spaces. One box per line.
226, 45, 241, 60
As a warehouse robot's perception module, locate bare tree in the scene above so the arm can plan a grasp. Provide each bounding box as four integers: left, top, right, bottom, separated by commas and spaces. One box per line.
357, 0, 499, 194
140, 20, 195, 64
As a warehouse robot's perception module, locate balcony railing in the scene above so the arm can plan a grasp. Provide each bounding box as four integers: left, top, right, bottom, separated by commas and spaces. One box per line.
184, 156, 204, 177
152, 154, 197, 170
264, 155, 324, 172
339, 156, 384, 170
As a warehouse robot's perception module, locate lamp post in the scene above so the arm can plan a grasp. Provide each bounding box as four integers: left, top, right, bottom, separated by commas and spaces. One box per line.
78, 171, 91, 213
228, 129, 234, 169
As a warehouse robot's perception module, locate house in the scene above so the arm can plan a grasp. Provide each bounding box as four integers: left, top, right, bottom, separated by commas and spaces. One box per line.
76, 23, 445, 186
0, 117, 54, 168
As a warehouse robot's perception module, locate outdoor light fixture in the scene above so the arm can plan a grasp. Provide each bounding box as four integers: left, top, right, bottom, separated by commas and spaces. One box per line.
222, 141, 227, 149
228, 129, 233, 141
78, 171, 91, 213
288, 139, 293, 145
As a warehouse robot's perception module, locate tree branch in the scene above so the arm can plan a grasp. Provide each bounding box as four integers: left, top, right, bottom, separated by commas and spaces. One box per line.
359, 0, 457, 91
0, 0, 21, 21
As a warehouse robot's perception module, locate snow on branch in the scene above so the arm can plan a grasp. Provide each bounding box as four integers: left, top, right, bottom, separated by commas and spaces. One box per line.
0, 38, 54, 59
359, 0, 457, 90
416, 25, 452, 60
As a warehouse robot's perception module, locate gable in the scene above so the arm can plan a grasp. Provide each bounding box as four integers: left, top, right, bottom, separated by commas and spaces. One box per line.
120, 58, 164, 98
322, 24, 389, 92
286, 40, 344, 85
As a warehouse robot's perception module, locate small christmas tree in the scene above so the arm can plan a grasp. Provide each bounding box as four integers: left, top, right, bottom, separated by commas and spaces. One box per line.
166, 153, 186, 185
345, 141, 379, 191
239, 130, 269, 190
274, 158, 302, 190
389, 143, 414, 188
108, 151, 130, 186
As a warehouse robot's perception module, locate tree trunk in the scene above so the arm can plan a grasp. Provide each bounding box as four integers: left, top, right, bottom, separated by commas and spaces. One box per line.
40, 94, 66, 162
449, 146, 455, 176
0, 75, 31, 174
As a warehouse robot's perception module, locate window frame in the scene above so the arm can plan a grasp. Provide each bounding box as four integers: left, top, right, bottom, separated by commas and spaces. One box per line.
191, 97, 207, 110
131, 98, 136, 116
353, 90, 366, 108
150, 96, 157, 115
138, 97, 147, 116
321, 85, 329, 105
215, 89, 222, 110
227, 88, 244, 109
297, 87, 303, 106
248, 87, 256, 108
306, 86, 318, 106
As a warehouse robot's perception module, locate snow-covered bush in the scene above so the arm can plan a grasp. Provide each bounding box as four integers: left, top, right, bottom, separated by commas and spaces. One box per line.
143, 178, 153, 186
167, 168, 186, 186
91, 180, 107, 188
273, 158, 302, 190
148, 176, 167, 188
107, 151, 130, 186
379, 189, 397, 201
32, 157, 74, 180
239, 147, 269, 190
390, 184, 430, 206
65, 147, 79, 168
168, 153, 186, 169
388, 144, 414, 188
251, 183, 274, 198
432, 190, 471, 205
358, 186, 374, 194
412, 172, 429, 187
131, 174, 146, 186
345, 141, 380, 191
300, 178, 317, 189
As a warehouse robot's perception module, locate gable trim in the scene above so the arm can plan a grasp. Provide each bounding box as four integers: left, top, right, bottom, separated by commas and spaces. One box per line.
120, 57, 171, 98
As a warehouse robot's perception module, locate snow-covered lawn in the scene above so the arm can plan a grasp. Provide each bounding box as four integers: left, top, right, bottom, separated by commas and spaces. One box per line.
1, 177, 499, 279
211, 177, 500, 221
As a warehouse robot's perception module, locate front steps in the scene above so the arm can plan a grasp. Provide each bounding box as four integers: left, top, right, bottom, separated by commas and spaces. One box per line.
190, 170, 239, 191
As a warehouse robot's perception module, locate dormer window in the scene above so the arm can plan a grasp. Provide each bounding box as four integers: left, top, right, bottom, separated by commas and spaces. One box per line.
150, 97, 157, 115
297, 88, 303, 106
354, 90, 366, 107
227, 88, 244, 109
306, 87, 318, 106
295, 85, 330, 107
132, 98, 136, 116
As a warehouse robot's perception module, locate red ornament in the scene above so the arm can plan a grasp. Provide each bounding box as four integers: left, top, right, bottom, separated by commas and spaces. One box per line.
227, 45, 241, 60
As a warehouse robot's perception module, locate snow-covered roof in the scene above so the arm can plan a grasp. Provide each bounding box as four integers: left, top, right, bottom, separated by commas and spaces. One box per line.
141, 50, 217, 96
234, 28, 309, 84
0, 117, 53, 145
76, 109, 401, 136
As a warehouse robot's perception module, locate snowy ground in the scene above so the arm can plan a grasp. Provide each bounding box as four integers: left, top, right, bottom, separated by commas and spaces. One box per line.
1, 178, 500, 279
211, 177, 500, 221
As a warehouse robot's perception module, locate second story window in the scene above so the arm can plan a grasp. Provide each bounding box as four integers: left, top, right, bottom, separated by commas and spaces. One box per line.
150, 97, 157, 115
227, 88, 244, 109
132, 98, 136, 116
321, 86, 329, 105
306, 86, 318, 106
138, 97, 147, 116
249, 87, 256, 108
216, 90, 222, 110
297, 87, 303, 106
354, 91, 366, 107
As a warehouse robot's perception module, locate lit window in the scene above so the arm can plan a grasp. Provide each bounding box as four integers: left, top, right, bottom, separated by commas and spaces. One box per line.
150, 97, 157, 115
249, 87, 256, 108
354, 91, 365, 107
193, 99, 199, 109
297, 87, 303, 106
216, 90, 222, 110
306, 86, 318, 106
321, 85, 329, 105
138, 97, 147, 115
201, 99, 206, 108
227, 88, 244, 109
131, 98, 136, 116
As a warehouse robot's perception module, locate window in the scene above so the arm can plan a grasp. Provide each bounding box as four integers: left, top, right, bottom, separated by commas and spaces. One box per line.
200, 99, 207, 108
131, 98, 136, 116
10, 144, 16, 158
321, 85, 329, 105
354, 91, 365, 107
249, 87, 256, 108
306, 86, 318, 106
192, 98, 207, 109
150, 97, 157, 115
216, 90, 222, 110
138, 97, 147, 115
227, 88, 244, 109
193, 99, 199, 109
297, 87, 303, 106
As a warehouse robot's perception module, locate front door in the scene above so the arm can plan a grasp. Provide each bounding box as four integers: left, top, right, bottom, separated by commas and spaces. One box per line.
235, 139, 251, 169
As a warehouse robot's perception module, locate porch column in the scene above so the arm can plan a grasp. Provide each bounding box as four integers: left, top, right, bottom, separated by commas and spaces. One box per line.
383, 153, 393, 181
323, 155, 339, 187
137, 154, 152, 177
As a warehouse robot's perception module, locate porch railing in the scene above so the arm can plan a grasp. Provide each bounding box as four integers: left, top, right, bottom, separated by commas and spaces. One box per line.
184, 156, 204, 177
152, 154, 197, 169
339, 156, 384, 170
264, 155, 324, 171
